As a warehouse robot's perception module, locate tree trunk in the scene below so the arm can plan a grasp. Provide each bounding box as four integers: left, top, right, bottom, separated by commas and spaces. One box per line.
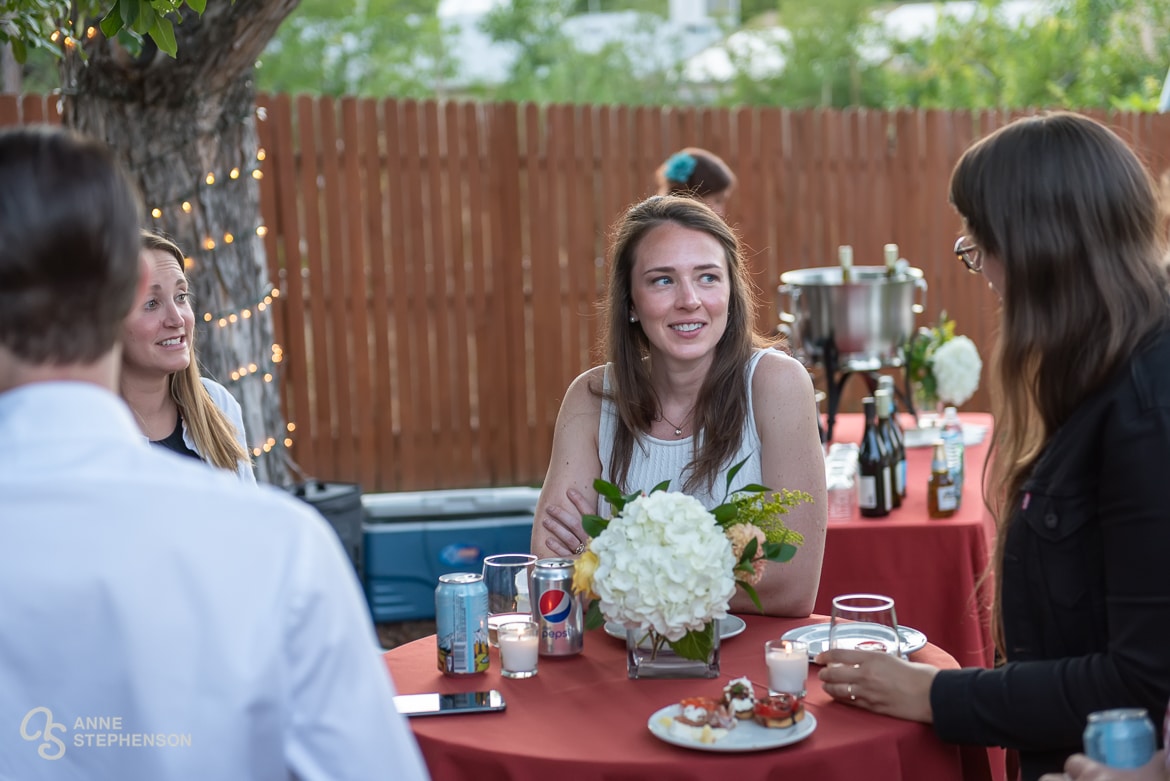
59, 1, 300, 484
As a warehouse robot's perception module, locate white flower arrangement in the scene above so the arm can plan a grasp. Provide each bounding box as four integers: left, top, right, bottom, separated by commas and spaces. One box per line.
590, 492, 736, 642
930, 335, 982, 406
905, 311, 983, 410
573, 461, 810, 661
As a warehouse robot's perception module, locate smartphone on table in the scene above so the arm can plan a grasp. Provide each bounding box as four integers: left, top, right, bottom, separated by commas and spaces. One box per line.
393, 690, 506, 718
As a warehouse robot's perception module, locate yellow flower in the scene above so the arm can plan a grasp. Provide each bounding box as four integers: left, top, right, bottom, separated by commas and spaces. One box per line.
571, 547, 599, 601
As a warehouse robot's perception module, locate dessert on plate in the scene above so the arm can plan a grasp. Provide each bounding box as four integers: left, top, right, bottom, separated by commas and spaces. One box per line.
721, 676, 757, 720
753, 692, 806, 729
666, 696, 737, 744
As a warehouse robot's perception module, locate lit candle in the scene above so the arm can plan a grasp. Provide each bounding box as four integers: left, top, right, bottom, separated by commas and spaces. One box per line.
498, 621, 539, 679
765, 639, 809, 696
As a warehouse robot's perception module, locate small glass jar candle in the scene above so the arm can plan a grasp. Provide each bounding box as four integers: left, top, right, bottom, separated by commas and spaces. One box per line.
765, 639, 809, 697
498, 620, 540, 679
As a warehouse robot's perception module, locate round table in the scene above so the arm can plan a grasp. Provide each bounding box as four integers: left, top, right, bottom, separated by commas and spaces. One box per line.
382, 614, 995, 781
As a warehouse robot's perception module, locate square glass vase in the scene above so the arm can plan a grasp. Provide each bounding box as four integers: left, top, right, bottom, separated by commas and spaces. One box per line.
625, 622, 720, 679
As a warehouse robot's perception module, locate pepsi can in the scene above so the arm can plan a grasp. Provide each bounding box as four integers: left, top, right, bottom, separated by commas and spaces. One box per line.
531, 558, 583, 656
435, 573, 490, 675
1083, 708, 1156, 769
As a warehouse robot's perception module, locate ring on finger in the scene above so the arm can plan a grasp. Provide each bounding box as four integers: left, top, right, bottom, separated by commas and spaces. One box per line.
848, 683, 856, 702
573, 541, 585, 555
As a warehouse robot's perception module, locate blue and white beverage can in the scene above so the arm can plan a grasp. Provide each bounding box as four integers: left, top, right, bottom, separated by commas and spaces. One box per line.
1083, 708, 1156, 768
435, 572, 490, 675
531, 558, 583, 656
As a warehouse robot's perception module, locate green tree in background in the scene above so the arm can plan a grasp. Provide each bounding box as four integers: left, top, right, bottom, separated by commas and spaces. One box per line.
878, 0, 1169, 110
719, 0, 884, 107
256, 0, 456, 98
473, 0, 684, 105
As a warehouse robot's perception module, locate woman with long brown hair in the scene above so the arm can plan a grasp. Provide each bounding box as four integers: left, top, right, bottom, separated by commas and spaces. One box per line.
120, 230, 254, 482
818, 112, 1170, 781
530, 195, 826, 616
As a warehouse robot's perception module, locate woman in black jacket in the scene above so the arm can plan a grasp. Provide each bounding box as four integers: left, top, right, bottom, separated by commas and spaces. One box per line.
817, 111, 1170, 781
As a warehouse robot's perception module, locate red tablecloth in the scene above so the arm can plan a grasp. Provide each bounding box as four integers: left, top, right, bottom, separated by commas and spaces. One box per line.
817, 413, 996, 669
383, 615, 994, 781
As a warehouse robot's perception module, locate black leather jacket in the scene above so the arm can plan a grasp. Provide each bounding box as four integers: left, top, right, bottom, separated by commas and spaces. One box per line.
931, 323, 1170, 781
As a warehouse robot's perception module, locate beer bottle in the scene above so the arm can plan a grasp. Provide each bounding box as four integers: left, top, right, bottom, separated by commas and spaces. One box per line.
927, 441, 958, 519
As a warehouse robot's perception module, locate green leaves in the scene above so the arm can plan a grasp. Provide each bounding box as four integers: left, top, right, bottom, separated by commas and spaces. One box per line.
583, 598, 605, 631
581, 513, 608, 538
668, 620, 717, 662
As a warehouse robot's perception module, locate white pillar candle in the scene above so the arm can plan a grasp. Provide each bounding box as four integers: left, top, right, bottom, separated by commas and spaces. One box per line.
765, 639, 809, 695
498, 621, 539, 678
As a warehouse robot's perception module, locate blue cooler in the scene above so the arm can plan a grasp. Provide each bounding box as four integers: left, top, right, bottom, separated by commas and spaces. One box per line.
361, 487, 540, 622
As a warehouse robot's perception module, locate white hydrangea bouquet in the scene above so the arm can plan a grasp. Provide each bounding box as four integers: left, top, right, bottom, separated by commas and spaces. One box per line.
905, 311, 982, 412
571, 461, 810, 663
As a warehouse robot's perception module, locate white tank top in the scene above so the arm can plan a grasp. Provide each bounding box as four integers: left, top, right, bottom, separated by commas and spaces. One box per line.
598, 349, 773, 511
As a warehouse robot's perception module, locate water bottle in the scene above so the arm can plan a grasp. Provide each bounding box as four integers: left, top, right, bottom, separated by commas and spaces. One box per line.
940, 406, 965, 504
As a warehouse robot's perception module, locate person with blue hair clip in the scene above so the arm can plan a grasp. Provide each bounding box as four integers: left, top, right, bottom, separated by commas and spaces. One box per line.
655, 147, 737, 218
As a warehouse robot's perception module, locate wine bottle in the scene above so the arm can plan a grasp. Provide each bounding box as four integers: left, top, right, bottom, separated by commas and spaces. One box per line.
927, 441, 958, 519
874, 388, 902, 509
838, 244, 853, 283
883, 243, 899, 278
858, 396, 892, 518
877, 376, 907, 500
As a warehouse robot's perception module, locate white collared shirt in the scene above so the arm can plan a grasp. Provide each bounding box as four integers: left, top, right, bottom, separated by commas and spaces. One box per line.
0, 382, 429, 781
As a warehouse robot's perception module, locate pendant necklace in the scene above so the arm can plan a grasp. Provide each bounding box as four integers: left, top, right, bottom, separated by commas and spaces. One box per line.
657, 410, 690, 437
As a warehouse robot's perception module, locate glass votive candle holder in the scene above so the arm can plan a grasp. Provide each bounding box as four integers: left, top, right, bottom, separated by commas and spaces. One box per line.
498, 619, 540, 679
765, 639, 809, 697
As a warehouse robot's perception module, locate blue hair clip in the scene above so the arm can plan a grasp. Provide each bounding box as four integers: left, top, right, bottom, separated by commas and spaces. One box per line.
664, 152, 697, 184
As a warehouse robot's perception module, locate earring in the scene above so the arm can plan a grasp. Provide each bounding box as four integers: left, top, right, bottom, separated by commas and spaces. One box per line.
629, 315, 638, 323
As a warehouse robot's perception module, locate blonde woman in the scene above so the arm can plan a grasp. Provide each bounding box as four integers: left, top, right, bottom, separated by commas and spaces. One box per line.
120, 230, 254, 482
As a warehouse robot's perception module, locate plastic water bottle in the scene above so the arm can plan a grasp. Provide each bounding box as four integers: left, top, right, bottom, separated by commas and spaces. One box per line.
940, 406, 965, 503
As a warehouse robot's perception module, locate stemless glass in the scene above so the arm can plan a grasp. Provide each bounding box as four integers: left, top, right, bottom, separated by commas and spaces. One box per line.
482, 553, 537, 646
828, 593, 901, 656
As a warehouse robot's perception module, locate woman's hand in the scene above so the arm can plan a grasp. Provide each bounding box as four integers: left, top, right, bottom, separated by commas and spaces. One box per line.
1039, 751, 1169, 781
815, 648, 939, 723
540, 488, 595, 558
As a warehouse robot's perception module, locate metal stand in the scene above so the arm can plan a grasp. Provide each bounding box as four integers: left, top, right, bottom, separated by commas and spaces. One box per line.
820, 344, 917, 441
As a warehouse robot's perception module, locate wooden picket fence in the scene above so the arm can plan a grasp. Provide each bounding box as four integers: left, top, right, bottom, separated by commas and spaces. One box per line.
5, 94, 1170, 490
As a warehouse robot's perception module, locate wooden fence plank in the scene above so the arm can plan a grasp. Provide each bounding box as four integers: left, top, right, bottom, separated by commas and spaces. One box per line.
384, 99, 414, 489
294, 95, 334, 477
442, 100, 475, 486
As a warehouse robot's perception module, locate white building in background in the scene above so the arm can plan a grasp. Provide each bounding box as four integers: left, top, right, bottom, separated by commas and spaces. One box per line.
436, 0, 733, 89
682, 0, 1050, 87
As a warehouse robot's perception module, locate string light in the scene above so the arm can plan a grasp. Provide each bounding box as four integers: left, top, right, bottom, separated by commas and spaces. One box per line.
145, 150, 266, 222
251, 422, 298, 459
200, 286, 280, 327
227, 345, 282, 383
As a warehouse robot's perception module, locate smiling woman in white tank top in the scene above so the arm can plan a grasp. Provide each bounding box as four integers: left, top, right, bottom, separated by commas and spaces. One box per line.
530, 195, 826, 617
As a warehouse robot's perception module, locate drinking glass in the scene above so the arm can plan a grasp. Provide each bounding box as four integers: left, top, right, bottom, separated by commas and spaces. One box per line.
765, 639, 809, 697
482, 553, 537, 646
828, 593, 901, 656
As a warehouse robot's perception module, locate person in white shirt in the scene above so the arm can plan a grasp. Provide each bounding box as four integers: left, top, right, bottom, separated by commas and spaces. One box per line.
120, 230, 255, 482
0, 125, 429, 781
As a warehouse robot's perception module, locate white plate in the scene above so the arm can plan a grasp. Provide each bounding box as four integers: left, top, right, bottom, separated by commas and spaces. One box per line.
781, 622, 927, 658
603, 615, 747, 644
647, 703, 817, 752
